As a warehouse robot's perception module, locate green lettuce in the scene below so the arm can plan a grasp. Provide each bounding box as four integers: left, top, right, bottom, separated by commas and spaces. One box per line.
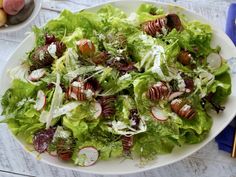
1, 79, 37, 115
133, 73, 156, 114
136, 3, 165, 24
97, 4, 127, 20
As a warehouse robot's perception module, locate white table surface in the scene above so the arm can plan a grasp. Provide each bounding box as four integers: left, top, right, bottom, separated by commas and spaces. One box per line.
0, 0, 236, 177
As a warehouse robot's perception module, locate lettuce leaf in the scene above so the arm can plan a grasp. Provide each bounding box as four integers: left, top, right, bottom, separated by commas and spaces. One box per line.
97, 4, 127, 20
1, 79, 37, 115
44, 10, 101, 39
133, 120, 181, 159
133, 73, 156, 114
210, 71, 231, 103
1, 100, 44, 143
136, 3, 165, 24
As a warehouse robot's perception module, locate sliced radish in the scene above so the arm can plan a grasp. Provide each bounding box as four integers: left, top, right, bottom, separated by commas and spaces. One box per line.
207, 53, 222, 70
168, 91, 184, 101
28, 68, 46, 81
151, 107, 168, 121
93, 102, 102, 118
77, 146, 99, 167
34, 90, 46, 111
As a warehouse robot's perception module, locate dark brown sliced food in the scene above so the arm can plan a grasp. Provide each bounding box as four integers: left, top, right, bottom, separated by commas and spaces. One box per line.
55, 41, 66, 58
56, 138, 74, 161
142, 17, 168, 37
166, 13, 183, 31
98, 96, 116, 118
147, 82, 170, 101
178, 50, 192, 66
121, 135, 134, 155
31, 41, 66, 70
142, 13, 183, 37
170, 98, 196, 120
67, 77, 99, 101
170, 98, 185, 114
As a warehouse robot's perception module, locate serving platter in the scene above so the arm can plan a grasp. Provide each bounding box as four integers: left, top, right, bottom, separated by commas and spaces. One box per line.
0, 0, 236, 175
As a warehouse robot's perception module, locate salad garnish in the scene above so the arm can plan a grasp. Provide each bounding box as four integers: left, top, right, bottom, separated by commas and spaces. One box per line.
1, 3, 231, 166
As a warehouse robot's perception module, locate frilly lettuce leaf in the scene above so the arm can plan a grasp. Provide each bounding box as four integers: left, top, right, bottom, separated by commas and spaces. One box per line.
136, 3, 165, 24
44, 10, 101, 39
1, 81, 44, 143
209, 71, 231, 103
72, 138, 123, 162
133, 120, 181, 159
178, 107, 213, 144
133, 73, 156, 114
97, 4, 127, 20
115, 95, 136, 123
1, 79, 37, 115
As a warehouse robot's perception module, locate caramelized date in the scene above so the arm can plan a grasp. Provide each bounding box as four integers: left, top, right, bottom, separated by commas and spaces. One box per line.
147, 82, 170, 101
142, 17, 168, 37
178, 50, 192, 66
170, 98, 196, 119
98, 96, 116, 118
121, 135, 133, 155
142, 13, 183, 37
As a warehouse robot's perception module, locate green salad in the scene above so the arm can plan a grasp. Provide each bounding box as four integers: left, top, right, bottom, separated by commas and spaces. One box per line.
1, 4, 231, 166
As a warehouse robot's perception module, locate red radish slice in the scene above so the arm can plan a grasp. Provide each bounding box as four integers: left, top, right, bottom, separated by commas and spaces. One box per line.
77, 146, 99, 167
168, 91, 184, 101
28, 68, 46, 81
151, 107, 168, 121
207, 53, 222, 69
34, 90, 46, 111
93, 102, 102, 118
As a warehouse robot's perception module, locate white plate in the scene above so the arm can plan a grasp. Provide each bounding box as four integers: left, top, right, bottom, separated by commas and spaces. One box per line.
1, 0, 236, 175
0, 0, 42, 33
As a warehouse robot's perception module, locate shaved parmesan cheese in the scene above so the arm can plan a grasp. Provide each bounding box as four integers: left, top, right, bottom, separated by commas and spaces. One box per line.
47, 43, 57, 59
40, 73, 64, 128
109, 117, 147, 135
53, 126, 71, 142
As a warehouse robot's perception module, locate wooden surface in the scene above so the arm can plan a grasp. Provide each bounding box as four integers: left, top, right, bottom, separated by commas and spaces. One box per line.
0, 0, 236, 177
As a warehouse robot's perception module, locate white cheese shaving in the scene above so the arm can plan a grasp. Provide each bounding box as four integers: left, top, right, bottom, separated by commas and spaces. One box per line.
17, 98, 35, 107
84, 89, 94, 100
40, 73, 64, 128
47, 43, 57, 59
72, 81, 83, 88
151, 45, 165, 79
176, 73, 186, 91
39, 50, 45, 61
119, 73, 131, 81
53, 126, 71, 142
108, 117, 147, 135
